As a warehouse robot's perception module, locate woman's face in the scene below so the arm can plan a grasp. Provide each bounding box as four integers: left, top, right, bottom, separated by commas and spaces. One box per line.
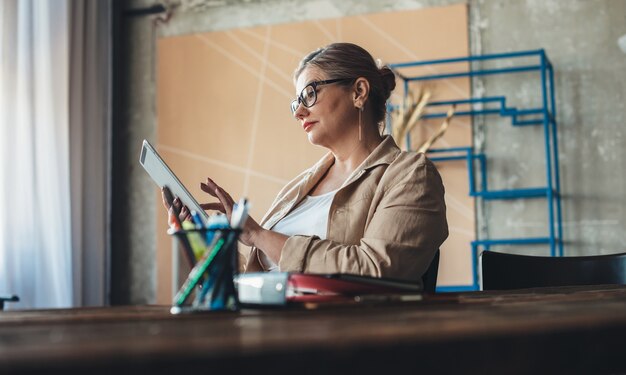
293, 66, 356, 147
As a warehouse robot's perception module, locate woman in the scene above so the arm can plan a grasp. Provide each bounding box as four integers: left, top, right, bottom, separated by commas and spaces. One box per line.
167, 42, 448, 285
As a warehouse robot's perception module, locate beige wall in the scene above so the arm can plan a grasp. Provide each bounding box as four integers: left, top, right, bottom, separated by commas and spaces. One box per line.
156, 4, 472, 303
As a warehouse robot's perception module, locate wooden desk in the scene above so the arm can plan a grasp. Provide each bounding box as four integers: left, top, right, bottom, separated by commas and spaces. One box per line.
1, 285, 625, 374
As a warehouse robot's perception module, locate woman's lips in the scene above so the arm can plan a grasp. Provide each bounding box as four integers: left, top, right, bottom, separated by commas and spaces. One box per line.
303, 121, 317, 131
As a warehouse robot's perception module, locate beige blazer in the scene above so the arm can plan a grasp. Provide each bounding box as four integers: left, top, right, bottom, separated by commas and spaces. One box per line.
244, 135, 448, 284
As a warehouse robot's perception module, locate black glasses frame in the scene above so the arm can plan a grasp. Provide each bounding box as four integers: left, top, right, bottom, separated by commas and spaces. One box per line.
290, 78, 354, 114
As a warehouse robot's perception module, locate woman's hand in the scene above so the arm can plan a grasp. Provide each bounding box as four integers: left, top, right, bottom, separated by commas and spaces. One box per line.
200, 177, 263, 247
161, 187, 191, 228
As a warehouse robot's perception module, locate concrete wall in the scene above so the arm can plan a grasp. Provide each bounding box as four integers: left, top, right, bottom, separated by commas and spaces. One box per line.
111, 0, 626, 303
475, 0, 626, 256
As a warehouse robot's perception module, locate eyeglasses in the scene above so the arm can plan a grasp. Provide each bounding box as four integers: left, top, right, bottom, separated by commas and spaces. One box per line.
290, 78, 354, 114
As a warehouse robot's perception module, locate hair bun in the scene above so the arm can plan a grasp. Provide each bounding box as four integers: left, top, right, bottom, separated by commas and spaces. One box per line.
379, 66, 397, 99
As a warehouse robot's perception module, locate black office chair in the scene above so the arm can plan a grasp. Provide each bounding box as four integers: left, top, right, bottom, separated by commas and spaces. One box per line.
481, 251, 626, 291
421, 249, 440, 293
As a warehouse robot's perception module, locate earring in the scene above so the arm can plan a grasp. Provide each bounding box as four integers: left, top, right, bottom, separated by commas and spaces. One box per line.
358, 106, 363, 141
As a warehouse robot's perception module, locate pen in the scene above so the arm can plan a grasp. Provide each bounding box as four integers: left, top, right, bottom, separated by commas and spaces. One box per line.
204, 213, 229, 246
230, 198, 250, 229
191, 210, 204, 229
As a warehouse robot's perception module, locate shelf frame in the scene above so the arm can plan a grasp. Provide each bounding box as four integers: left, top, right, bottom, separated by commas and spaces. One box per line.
389, 49, 563, 292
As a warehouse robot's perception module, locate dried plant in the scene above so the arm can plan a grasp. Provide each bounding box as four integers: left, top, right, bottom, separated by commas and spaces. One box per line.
390, 84, 455, 153
390, 87, 432, 146
417, 104, 455, 154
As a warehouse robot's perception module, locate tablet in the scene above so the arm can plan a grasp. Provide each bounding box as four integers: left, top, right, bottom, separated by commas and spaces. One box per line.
139, 140, 209, 224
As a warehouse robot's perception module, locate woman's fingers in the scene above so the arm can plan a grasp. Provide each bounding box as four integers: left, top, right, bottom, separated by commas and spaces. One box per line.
167, 207, 178, 227
200, 202, 225, 213
207, 177, 235, 205
199, 177, 239, 220
173, 197, 183, 209
216, 185, 235, 206
161, 188, 171, 209
203, 178, 234, 202
214, 186, 234, 217
179, 205, 191, 222
162, 187, 192, 225
172, 198, 183, 219
201, 177, 235, 213
200, 182, 218, 197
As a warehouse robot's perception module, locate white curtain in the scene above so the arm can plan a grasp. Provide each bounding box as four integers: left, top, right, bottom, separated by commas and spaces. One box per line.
0, 0, 110, 309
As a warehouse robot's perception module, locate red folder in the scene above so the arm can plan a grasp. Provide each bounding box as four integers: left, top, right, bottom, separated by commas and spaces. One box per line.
236, 272, 422, 305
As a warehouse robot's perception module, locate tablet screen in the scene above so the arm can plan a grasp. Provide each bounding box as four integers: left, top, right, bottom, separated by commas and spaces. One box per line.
139, 140, 209, 224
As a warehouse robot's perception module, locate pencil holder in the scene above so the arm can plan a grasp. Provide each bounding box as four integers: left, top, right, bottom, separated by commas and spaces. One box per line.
169, 227, 240, 313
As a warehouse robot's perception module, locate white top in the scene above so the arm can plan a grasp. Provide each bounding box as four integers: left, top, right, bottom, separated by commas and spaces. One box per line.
260, 189, 338, 272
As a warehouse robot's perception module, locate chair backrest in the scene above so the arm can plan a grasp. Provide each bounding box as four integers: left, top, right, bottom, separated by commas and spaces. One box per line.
421, 249, 440, 293
481, 251, 626, 291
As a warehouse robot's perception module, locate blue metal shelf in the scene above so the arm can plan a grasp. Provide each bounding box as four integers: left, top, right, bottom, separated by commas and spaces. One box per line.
423, 97, 546, 126
389, 49, 563, 292
426, 148, 556, 201
404, 65, 542, 82
389, 96, 549, 126
476, 187, 551, 200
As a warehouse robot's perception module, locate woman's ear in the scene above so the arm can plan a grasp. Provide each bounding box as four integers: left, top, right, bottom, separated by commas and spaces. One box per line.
353, 77, 370, 108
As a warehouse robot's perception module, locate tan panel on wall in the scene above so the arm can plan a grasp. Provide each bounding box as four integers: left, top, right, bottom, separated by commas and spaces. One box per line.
156, 4, 472, 303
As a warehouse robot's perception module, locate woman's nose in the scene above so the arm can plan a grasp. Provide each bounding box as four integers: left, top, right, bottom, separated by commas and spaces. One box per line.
293, 102, 308, 119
